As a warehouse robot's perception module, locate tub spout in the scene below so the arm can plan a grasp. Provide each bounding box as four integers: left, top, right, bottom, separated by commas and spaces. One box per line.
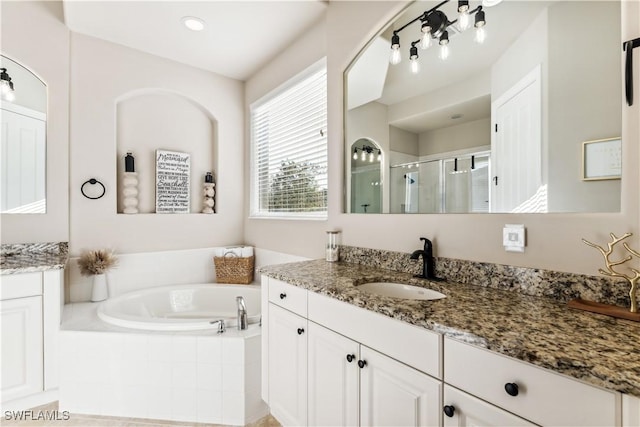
210, 319, 226, 334
236, 296, 248, 330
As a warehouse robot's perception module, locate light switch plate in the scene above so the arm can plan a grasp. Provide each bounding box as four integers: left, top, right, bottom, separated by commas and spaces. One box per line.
503, 224, 525, 252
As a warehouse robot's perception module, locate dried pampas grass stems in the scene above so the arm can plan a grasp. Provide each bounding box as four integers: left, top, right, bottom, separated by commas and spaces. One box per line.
78, 249, 118, 276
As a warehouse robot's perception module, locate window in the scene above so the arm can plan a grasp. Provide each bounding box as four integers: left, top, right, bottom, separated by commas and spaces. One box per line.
250, 61, 327, 218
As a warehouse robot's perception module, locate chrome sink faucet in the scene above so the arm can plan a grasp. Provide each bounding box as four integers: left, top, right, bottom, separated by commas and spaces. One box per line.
410, 237, 442, 281
236, 296, 248, 330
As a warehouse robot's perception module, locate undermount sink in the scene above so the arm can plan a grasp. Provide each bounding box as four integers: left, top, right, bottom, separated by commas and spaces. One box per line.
357, 282, 446, 301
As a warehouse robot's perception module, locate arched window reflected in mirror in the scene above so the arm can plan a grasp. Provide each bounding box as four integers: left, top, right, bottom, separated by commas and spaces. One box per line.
350, 138, 382, 213
1, 55, 47, 214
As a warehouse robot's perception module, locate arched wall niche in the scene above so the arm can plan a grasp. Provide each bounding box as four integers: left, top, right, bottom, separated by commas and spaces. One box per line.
116, 89, 218, 213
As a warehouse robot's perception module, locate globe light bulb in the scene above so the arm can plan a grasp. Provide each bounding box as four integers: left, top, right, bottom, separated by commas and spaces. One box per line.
390, 47, 401, 65
369, 151, 374, 162
439, 43, 449, 60
410, 58, 420, 74
475, 26, 486, 44
421, 33, 432, 50
353, 150, 358, 160
5, 91, 15, 102
458, 10, 471, 31
361, 150, 366, 161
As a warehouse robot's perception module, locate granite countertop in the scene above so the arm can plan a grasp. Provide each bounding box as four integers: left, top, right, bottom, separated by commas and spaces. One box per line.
1, 242, 68, 274
260, 259, 640, 398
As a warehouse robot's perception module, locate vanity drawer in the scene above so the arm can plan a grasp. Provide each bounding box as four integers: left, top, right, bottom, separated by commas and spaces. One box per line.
444, 337, 620, 426
0, 272, 43, 300
268, 278, 307, 317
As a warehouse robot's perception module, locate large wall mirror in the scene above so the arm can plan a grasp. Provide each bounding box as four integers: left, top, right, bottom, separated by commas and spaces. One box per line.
345, 0, 622, 214
1, 55, 47, 214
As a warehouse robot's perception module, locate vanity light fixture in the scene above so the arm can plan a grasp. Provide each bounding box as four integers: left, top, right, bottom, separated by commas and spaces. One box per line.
182, 16, 205, 32
1, 68, 15, 102
353, 146, 382, 163
389, 0, 492, 72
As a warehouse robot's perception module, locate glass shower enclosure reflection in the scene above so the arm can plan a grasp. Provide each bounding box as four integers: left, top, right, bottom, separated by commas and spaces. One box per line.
389, 153, 490, 214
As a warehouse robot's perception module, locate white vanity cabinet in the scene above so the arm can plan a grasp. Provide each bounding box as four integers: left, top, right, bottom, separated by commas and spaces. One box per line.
307, 321, 441, 427
0, 269, 63, 407
263, 276, 442, 427
444, 337, 621, 426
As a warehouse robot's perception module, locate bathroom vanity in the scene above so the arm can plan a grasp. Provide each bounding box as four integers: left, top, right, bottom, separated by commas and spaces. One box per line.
0, 243, 67, 409
260, 259, 640, 427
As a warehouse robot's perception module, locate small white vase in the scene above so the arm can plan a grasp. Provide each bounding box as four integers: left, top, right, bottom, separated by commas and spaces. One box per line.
91, 273, 108, 302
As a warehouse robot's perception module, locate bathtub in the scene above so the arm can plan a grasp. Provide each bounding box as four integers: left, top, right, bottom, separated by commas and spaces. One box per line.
97, 283, 261, 331
60, 283, 267, 425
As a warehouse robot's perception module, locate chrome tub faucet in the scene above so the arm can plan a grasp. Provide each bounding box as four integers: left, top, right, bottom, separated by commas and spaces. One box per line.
236, 296, 248, 330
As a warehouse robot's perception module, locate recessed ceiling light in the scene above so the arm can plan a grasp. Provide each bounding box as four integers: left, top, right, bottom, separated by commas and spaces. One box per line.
182, 16, 205, 32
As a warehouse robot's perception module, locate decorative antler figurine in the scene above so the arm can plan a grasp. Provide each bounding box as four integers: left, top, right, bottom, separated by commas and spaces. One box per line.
582, 232, 640, 313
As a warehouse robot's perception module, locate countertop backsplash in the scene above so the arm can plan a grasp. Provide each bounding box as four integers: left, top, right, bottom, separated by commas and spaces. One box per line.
339, 245, 630, 307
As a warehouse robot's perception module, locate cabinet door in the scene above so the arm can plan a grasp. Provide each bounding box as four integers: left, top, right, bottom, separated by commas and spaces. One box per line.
624, 394, 640, 427
308, 322, 359, 426
1, 296, 43, 402
360, 346, 441, 427
443, 385, 537, 427
268, 304, 307, 427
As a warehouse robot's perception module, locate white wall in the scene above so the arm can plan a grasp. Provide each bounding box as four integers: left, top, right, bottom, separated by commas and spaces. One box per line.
546, 1, 621, 212
244, 0, 640, 276
389, 125, 418, 156
419, 118, 491, 157
70, 33, 245, 255
0, 1, 69, 244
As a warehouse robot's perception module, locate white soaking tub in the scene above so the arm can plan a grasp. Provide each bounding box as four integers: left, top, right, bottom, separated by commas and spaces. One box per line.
61, 283, 267, 425
97, 283, 261, 331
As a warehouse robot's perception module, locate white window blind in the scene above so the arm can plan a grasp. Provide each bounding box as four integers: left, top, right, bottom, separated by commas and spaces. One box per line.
250, 64, 327, 218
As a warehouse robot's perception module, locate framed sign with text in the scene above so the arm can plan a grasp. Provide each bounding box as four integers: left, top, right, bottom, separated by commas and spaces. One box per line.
582, 137, 622, 181
156, 150, 190, 213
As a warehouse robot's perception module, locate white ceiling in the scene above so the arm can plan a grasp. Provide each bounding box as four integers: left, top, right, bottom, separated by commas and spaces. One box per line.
62, 1, 328, 81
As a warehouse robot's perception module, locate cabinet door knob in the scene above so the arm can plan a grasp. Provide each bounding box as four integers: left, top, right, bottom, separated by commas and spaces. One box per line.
279, 293, 287, 299
357, 360, 367, 369
297, 328, 305, 335
346, 354, 355, 363
443, 405, 456, 418
505, 382, 519, 396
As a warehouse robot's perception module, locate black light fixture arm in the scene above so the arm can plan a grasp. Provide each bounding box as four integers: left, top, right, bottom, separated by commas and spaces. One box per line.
624, 37, 640, 106
395, 0, 451, 34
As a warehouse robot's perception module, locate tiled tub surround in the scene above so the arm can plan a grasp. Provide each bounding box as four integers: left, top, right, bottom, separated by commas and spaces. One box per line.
260, 256, 640, 398
0, 242, 68, 274
59, 303, 267, 425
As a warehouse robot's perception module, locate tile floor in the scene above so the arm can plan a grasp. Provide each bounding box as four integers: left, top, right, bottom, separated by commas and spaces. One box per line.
1, 402, 280, 427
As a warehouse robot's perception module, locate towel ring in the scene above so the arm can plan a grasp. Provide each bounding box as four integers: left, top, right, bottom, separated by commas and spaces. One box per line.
81, 178, 106, 200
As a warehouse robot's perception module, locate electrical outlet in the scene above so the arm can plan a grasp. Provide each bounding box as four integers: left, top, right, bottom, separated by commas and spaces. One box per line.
503, 224, 525, 252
